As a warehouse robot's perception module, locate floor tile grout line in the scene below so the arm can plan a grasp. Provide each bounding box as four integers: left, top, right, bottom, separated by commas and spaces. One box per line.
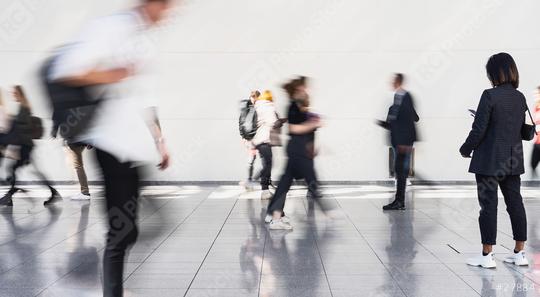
120, 194, 210, 281
124, 189, 213, 275
33, 194, 191, 294
0, 205, 82, 248
0, 210, 106, 278
301, 197, 334, 297
408, 212, 482, 296
371, 191, 481, 296
256, 216, 268, 297
333, 196, 409, 297
435, 195, 516, 241
182, 196, 240, 297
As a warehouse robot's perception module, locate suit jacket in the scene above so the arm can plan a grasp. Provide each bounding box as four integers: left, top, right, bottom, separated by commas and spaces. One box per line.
386, 91, 419, 146
460, 84, 527, 176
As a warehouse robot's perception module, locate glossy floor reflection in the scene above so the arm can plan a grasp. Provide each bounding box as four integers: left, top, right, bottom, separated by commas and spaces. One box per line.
0, 184, 540, 296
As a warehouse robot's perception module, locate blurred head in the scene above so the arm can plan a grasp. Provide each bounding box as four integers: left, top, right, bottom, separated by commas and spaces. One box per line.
12, 85, 29, 107
141, 0, 174, 25
486, 52, 519, 89
391, 73, 404, 90
250, 90, 260, 100
258, 90, 273, 102
283, 76, 308, 99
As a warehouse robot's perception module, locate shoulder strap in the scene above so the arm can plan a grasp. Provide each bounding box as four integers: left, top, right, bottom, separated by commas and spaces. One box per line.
526, 105, 537, 135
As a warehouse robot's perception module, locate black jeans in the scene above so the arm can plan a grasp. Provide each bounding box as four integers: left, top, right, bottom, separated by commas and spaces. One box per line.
7, 144, 55, 195
96, 149, 140, 297
531, 144, 540, 171
256, 143, 272, 190
268, 140, 329, 214
475, 174, 527, 245
394, 146, 411, 203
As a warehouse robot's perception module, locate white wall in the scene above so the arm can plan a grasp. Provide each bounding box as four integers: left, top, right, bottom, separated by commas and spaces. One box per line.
0, 0, 539, 182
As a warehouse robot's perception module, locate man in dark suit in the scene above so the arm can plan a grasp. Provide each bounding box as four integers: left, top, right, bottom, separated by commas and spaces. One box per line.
380, 73, 419, 210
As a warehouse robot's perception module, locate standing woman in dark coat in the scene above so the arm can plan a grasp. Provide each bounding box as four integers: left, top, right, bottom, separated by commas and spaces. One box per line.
460, 53, 530, 268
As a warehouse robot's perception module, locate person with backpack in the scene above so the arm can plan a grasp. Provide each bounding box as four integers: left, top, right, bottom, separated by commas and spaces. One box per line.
47, 1, 172, 295
252, 90, 278, 200
239, 90, 260, 190
0, 85, 61, 207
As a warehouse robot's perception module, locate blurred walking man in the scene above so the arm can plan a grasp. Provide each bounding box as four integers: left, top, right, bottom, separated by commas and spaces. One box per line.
50, 1, 173, 296
380, 73, 419, 211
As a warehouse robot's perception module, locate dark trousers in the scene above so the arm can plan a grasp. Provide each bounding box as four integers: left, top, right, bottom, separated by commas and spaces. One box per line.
7, 144, 55, 195
475, 174, 527, 245
268, 148, 328, 214
248, 154, 256, 181
394, 146, 411, 203
96, 149, 140, 297
531, 144, 540, 171
257, 143, 272, 190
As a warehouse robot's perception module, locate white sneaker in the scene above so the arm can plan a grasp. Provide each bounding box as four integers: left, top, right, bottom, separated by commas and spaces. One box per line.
239, 180, 252, 190
261, 190, 272, 200
269, 219, 292, 230
504, 251, 529, 266
264, 214, 272, 224
466, 253, 496, 268
70, 193, 91, 201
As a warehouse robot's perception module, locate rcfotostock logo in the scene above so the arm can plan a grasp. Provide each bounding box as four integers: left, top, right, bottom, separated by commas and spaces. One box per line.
0, 2, 35, 44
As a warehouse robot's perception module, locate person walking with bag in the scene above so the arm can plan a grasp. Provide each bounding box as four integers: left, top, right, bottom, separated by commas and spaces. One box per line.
265, 76, 328, 230
252, 90, 278, 200
460, 52, 531, 268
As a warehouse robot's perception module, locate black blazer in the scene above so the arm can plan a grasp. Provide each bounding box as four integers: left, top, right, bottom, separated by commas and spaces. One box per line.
460, 84, 527, 176
386, 91, 419, 146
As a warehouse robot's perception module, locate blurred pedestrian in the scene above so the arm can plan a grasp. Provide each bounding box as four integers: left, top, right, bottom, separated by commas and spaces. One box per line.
49, 1, 173, 296
0, 85, 61, 207
253, 90, 278, 200
530, 86, 540, 177
380, 73, 419, 211
51, 126, 92, 201
239, 90, 260, 190
266, 76, 327, 230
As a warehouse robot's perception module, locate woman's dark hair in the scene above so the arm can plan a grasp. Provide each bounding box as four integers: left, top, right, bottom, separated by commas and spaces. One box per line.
14, 85, 30, 108
486, 52, 519, 88
282, 76, 307, 98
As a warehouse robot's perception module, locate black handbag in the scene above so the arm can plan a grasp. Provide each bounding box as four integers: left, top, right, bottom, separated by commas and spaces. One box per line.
521, 107, 537, 141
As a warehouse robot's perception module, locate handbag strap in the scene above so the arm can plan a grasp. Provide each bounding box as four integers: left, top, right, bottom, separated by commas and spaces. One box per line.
526, 106, 538, 135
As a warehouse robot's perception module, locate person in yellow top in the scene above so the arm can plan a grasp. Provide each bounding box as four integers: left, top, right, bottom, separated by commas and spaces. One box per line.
253, 90, 278, 200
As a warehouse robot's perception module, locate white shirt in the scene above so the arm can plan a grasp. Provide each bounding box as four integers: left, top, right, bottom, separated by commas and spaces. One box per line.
51, 9, 160, 164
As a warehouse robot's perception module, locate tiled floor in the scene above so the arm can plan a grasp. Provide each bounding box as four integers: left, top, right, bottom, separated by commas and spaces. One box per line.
1, 184, 540, 296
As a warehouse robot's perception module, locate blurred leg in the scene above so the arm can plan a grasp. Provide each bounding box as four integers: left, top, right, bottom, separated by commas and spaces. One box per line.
268, 161, 294, 215
68, 144, 89, 195
257, 144, 273, 190
97, 149, 140, 297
